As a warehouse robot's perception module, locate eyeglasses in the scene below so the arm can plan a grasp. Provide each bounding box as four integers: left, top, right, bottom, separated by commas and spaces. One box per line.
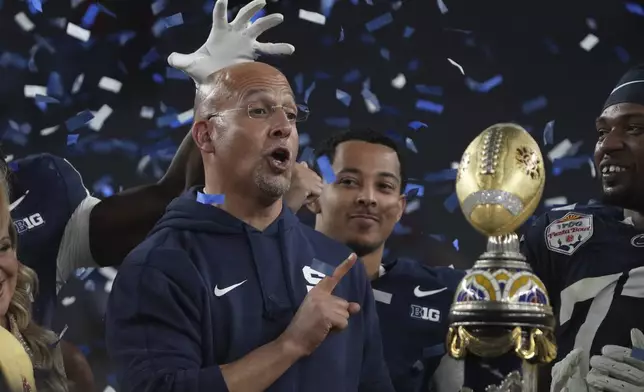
207, 103, 310, 123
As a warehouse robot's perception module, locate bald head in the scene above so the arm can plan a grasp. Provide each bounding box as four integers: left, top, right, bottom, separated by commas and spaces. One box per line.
194, 62, 292, 121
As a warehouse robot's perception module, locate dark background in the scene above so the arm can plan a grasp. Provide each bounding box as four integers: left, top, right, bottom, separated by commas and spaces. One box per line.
2, 0, 644, 390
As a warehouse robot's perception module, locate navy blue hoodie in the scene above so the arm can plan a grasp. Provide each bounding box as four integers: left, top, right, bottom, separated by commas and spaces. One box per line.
106, 189, 394, 392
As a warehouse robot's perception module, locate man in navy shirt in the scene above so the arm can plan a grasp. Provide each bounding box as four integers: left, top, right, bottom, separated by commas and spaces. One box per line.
106, 62, 393, 392
522, 65, 644, 391
287, 128, 465, 392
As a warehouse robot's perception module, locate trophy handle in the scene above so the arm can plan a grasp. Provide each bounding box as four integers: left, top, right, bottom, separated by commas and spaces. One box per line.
513, 327, 537, 360
448, 326, 467, 359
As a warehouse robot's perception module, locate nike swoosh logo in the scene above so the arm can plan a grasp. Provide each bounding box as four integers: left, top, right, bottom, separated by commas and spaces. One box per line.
9, 190, 29, 212
214, 280, 247, 297
414, 286, 447, 297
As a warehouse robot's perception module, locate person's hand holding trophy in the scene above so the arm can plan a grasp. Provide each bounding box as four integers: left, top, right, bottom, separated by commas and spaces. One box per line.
447, 123, 557, 392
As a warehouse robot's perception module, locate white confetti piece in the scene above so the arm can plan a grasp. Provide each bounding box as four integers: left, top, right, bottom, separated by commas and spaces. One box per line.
66, 22, 91, 42
72, 73, 85, 94
391, 73, 406, 89
103, 386, 116, 392
61, 296, 76, 306
89, 105, 113, 131
98, 77, 123, 93
177, 109, 194, 124
137, 155, 152, 174
448, 58, 464, 75
579, 34, 599, 52
40, 125, 60, 136
547, 139, 572, 162
298, 9, 326, 25
105, 279, 114, 293
437, 0, 449, 14
24, 85, 47, 98
5, 155, 14, 162
99, 267, 118, 281
71, 0, 86, 8
450, 161, 460, 169
405, 198, 421, 214
15, 12, 35, 32
140, 106, 155, 119
588, 157, 597, 178
544, 196, 567, 207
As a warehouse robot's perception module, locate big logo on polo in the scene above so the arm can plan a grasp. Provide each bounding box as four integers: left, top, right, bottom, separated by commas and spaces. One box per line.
632, 234, 644, 248
14, 213, 45, 234
410, 305, 441, 322
302, 266, 326, 292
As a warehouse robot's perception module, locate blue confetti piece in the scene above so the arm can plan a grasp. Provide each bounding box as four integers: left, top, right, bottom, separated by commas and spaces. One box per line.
324, 117, 350, 127
166, 67, 190, 80
151, 0, 168, 15
522, 96, 548, 114
406, 188, 419, 198
299, 147, 315, 164
28, 0, 42, 13
336, 89, 351, 106
404, 26, 415, 38
100, 185, 114, 197
77, 345, 91, 356
615, 46, 630, 63
415, 100, 444, 114
293, 73, 304, 95
631, 347, 644, 361
362, 88, 381, 112
626, 2, 644, 16
47, 72, 64, 98
424, 169, 457, 182
408, 121, 428, 130
197, 192, 225, 205
311, 258, 336, 277
466, 75, 503, 93
0, 0, 4, 10
35, 95, 60, 104
0, 52, 28, 69
65, 111, 94, 131
82, 4, 100, 28
299, 133, 311, 147
543, 120, 555, 145
339, 27, 344, 42
152, 73, 165, 84
250, 9, 266, 23
366, 13, 393, 32
415, 85, 443, 96
313, 71, 332, 80
393, 222, 412, 235
380, 48, 390, 60
304, 81, 316, 104
404, 183, 424, 197
67, 134, 79, 145
316, 155, 336, 184
552, 156, 589, 175
443, 192, 459, 213
343, 69, 361, 83
140, 48, 161, 69
164, 13, 184, 28
452, 239, 459, 251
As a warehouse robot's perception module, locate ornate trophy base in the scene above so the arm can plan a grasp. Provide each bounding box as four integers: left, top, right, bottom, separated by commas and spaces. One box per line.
458, 352, 538, 392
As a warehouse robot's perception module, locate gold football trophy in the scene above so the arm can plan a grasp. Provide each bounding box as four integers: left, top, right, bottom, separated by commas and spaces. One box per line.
447, 123, 557, 392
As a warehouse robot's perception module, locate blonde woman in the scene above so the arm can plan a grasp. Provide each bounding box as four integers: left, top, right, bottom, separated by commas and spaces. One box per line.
0, 175, 69, 392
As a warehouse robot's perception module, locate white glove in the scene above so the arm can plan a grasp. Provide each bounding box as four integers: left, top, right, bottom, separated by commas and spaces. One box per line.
586, 328, 644, 392
167, 0, 295, 85
551, 348, 592, 392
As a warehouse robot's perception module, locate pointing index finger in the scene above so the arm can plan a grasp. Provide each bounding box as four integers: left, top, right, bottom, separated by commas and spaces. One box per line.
315, 253, 357, 293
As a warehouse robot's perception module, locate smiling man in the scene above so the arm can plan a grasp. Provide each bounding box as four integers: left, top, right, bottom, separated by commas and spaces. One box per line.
297, 128, 465, 392
521, 64, 644, 390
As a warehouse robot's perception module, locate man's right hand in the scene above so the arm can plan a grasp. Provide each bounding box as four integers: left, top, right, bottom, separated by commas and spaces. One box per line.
279, 253, 360, 357
284, 162, 323, 213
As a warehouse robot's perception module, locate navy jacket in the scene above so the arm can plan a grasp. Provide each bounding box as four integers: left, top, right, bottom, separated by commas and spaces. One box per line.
372, 258, 464, 392
521, 202, 644, 370
106, 189, 394, 392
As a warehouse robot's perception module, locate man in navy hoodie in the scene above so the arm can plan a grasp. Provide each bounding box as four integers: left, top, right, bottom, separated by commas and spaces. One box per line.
105, 62, 394, 392
287, 129, 465, 392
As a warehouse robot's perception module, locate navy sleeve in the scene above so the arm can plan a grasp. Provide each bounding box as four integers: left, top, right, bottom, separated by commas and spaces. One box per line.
43, 154, 91, 211
106, 248, 229, 392
357, 267, 395, 392
520, 214, 559, 307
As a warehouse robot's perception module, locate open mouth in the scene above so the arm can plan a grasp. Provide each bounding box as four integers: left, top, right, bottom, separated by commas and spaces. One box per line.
266, 147, 291, 172
601, 164, 628, 174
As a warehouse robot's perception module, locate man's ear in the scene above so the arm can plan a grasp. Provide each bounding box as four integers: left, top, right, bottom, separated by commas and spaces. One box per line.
395, 194, 407, 222
192, 121, 215, 153
306, 198, 321, 214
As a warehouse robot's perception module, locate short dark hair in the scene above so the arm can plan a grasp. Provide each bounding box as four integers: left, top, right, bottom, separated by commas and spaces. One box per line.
312, 128, 407, 193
